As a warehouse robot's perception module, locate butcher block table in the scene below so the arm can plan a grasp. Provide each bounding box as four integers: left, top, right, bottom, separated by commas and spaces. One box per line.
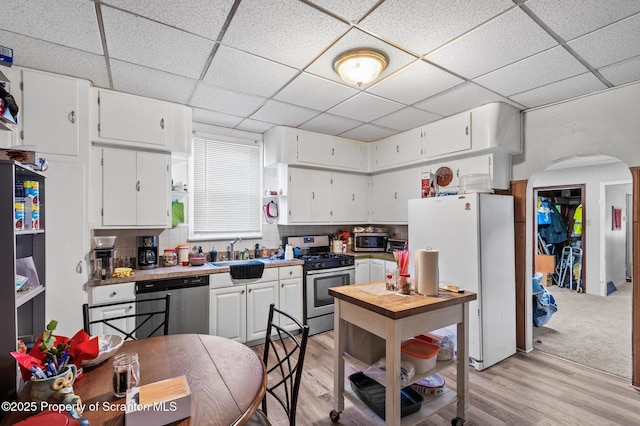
5, 334, 266, 426
329, 282, 477, 426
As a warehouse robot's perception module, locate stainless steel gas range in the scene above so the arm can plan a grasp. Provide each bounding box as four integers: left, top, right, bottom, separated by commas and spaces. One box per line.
283, 234, 355, 335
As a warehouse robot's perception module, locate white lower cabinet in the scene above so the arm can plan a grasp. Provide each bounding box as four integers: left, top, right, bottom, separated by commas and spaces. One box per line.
89, 282, 136, 338
278, 266, 303, 331
209, 285, 246, 342
246, 281, 278, 342
209, 266, 302, 343
355, 259, 370, 284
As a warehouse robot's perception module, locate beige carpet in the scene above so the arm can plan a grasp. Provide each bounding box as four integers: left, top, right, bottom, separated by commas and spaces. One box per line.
532, 281, 632, 379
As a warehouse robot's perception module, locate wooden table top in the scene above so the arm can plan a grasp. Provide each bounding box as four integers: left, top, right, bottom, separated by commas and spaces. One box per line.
4, 334, 267, 425
329, 281, 477, 319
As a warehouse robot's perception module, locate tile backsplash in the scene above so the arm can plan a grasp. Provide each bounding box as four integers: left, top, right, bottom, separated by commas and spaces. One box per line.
93, 223, 408, 266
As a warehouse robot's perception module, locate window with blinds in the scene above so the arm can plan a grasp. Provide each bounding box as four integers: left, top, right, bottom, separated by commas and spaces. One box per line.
191, 137, 262, 238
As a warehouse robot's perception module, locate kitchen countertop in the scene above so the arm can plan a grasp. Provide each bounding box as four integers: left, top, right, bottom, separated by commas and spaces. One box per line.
89, 258, 304, 286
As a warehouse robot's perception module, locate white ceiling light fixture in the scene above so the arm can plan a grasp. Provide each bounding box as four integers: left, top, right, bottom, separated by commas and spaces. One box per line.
333, 48, 388, 87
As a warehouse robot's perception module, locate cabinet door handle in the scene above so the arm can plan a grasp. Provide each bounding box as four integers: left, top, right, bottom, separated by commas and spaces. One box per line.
241, 290, 245, 294
352, 194, 355, 201
281, 284, 284, 288
465, 125, 469, 136
289, 271, 293, 276
136, 181, 141, 192
160, 118, 165, 129
312, 191, 315, 200
331, 148, 335, 156
394, 192, 398, 200
110, 291, 117, 297
76, 261, 83, 274
396, 145, 399, 153
248, 289, 252, 293
68, 110, 76, 124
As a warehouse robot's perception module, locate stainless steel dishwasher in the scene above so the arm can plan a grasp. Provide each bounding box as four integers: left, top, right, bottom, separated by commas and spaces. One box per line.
135, 275, 209, 336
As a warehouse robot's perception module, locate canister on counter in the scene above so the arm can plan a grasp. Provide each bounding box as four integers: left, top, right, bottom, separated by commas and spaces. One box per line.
176, 244, 189, 266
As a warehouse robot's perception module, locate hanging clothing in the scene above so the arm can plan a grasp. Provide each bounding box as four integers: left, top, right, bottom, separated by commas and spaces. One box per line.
572, 203, 583, 236
538, 205, 568, 244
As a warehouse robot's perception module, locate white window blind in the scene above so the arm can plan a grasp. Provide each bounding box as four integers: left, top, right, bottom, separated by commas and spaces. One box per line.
192, 137, 261, 237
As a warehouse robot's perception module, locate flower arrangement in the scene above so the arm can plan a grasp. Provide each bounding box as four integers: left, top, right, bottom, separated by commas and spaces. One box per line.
11, 320, 99, 382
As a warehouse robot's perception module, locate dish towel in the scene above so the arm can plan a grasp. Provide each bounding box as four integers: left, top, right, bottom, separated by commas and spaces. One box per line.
229, 261, 265, 280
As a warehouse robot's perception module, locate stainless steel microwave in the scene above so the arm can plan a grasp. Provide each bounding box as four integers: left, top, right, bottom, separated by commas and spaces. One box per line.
353, 232, 388, 252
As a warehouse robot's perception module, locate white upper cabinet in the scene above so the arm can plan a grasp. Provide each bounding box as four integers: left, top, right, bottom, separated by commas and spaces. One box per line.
96, 147, 170, 228
93, 89, 168, 149
287, 167, 333, 223
264, 126, 363, 171
421, 113, 471, 159
169, 103, 192, 153
470, 102, 521, 153
332, 172, 369, 223
422, 151, 512, 191
370, 166, 421, 223
372, 128, 422, 171
19, 69, 89, 157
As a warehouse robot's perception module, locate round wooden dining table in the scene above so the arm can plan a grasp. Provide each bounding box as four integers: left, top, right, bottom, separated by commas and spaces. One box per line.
4, 334, 267, 426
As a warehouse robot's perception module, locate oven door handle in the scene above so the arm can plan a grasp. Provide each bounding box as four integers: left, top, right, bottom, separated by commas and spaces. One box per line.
305, 265, 355, 276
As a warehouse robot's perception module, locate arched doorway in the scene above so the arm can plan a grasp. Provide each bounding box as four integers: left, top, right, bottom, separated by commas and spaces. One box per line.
528, 155, 632, 378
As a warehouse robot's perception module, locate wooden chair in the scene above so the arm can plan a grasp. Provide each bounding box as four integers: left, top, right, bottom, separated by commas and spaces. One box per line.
82, 294, 171, 340
247, 303, 309, 426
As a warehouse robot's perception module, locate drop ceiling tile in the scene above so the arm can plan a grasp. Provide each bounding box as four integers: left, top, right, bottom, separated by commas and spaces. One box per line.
235, 118, 274, 133
110, 60, 197, 104
250, 100, 321, 127
192, 108, 243, 128
414, 82, 520, 116
339, 123, 398, 142
221, 0, 349, 69
359, 0, 514, 55
299, 113, 363, 135
102, 0, 235, 41
0, 30, 109, 87
306, 0, 379, 22
474, 46, 588, 96
599, 55, 640, 85
568, 14, 640, 69
373, 107, 442, 131
306, 27, 416, 88
204, 45, 299, 98
525, 0, 640, 41
0, 0, 102, 54
274, 72, 358, 111
426, 7, 558, 80
367, 59, 464, 105
190, 82, 267, 117
328, 92, 404, 122
101, 7, 214, 79
509, 73, 607, 108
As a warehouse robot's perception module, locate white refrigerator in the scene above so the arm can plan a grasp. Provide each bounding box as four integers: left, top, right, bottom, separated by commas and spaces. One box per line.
408, 193, 516, 371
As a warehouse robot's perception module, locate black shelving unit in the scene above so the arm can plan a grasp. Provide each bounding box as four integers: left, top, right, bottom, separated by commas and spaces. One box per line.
0, 160, 46, 403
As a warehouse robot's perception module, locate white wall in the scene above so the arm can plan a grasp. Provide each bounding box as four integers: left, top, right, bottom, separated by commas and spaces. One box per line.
604, 183, 632, 287
533, 162, 631, 295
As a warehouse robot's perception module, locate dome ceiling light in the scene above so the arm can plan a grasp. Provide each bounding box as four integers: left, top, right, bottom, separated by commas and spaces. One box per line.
333, 48, 388, 87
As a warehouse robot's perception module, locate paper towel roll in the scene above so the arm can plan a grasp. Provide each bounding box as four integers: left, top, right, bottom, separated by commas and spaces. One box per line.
415, 249, 439, 296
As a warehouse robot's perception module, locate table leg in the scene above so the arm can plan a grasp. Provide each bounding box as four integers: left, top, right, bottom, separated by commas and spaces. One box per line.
385, 319, 401, 426
334, 300, 346, 413
456, 302, 470, 420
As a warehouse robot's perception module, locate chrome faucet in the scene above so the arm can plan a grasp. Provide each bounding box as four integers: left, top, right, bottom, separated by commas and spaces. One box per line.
229, 237, 241, 260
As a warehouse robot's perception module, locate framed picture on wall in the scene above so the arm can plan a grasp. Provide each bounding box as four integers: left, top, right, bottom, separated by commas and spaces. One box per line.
612, 206, 622, 230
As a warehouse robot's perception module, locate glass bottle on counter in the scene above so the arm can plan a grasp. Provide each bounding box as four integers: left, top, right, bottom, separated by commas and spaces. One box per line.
162, 248, 178, 267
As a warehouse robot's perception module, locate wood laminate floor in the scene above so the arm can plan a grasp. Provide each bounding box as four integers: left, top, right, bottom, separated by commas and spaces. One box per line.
252, 330, 640, 426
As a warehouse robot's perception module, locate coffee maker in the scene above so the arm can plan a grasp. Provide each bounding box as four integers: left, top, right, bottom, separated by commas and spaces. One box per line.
137, 235, 158, 269
94, 248, 114, 280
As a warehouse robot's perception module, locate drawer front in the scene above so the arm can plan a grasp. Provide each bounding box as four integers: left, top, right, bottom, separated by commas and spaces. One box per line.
92, 282, 135, 304
279, 266, 302, 280
209, 268, 279, 289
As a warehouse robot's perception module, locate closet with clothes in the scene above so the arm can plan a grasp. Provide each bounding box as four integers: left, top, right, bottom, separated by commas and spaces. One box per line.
535, 186, 584, 291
